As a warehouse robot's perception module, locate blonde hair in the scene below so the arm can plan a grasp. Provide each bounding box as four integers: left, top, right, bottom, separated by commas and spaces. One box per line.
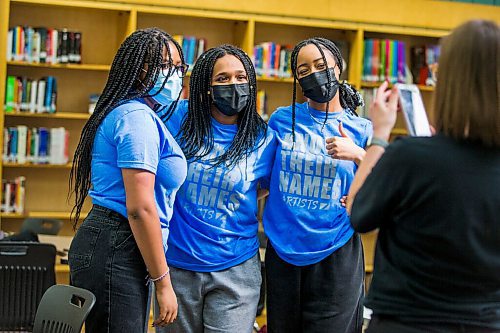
434, 20, 500, 147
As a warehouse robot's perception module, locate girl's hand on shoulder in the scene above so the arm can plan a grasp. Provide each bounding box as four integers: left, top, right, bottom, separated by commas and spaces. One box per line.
340, 195, 349, 208
257, 189, 269, 200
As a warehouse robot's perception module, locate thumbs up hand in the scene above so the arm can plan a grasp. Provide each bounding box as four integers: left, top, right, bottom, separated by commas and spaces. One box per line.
326, 122, 366, 165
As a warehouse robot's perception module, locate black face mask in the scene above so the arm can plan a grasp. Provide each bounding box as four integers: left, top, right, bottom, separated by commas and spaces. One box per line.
211, 83, 250, 116
298, 68, 339, 103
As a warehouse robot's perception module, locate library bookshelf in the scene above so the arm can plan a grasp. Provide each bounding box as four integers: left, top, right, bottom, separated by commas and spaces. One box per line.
1, 0, 497, 277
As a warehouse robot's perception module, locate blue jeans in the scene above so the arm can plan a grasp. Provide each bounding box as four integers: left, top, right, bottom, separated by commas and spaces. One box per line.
69, 205, 151, 333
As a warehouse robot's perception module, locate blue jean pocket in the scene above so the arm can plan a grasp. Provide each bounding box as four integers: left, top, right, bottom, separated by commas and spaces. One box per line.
69, 225, 101, 272
114, 230, 134, 250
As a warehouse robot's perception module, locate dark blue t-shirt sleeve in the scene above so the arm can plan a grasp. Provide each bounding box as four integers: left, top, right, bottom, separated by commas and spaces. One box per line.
350, 139, 406, 232
113, 110, 163, 174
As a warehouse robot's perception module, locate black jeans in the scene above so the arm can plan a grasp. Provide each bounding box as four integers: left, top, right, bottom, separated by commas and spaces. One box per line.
265, 233, 365, 333
69, 205, 151, 333
367, 316, 500, 333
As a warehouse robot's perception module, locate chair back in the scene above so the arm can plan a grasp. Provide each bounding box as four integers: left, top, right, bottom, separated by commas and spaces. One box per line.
0, 242, 56, 331
33, 284, 96, 333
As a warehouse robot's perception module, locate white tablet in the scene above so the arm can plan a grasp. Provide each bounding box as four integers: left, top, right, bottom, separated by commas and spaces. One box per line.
394, 83, 431, 137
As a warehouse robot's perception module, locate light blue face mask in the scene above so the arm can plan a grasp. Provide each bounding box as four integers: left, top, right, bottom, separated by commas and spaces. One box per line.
148, 71, 183, 107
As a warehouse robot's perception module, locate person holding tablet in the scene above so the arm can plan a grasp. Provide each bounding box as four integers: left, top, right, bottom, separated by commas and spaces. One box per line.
349, 20, 500, 333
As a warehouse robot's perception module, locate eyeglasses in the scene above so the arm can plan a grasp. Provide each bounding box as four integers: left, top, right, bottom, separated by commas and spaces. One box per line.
161, 62, 190, 78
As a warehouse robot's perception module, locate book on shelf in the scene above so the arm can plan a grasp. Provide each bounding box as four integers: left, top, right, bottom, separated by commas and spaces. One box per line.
253, 42, 293, 79
6, 25, 82, 64
4, 75, 57, 113
253, 40, 349, 80
1, 176, 26, 214
88, 94, 100, 114
410, 45, 440, 86
362, 39, 408, 84
173, 35, 206, 68
256, 90, 268, 121
2, 126, 69, 165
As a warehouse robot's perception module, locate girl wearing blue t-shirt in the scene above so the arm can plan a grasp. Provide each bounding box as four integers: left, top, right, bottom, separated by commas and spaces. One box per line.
264, 37, 372, 333
155, 44, 276, 333
69, 28, 188, 332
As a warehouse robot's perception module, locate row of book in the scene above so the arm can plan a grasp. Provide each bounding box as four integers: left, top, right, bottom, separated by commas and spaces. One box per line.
172, 35, 206, 68
253, 42, 293, 78
4, 76, 57, 113
3, 126, 69, 165
253, 40, 349, 79
1, 177, 26, 214
362, 39, 407, 84
410, 45, 440, 86
256, 90, 268, 120
7, 26, 82, 64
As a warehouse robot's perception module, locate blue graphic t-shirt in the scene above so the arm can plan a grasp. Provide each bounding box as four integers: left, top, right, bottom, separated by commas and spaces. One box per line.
90, 100, 187, 235
264, 102, 372, 266
164, 100, 277, 272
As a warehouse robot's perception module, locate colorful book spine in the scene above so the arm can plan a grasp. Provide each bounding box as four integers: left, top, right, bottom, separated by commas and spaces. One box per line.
252, 42, 294, 79
38, 127, 49, 163
397, 41, 406, 83
17, 125, 28, 164
371, 39, 379, 82
1, 176, 26, 214
256, 90, 268, 120
5, 76, 16, 112
7, 29, 13, 61
2, 126, 68, 165
9, 127, 18, 162
362, 38, 407, 83
7, 25, 82, 64
362, 39, 370, 81
3, 129, 9, 162
4, 76, 57, 113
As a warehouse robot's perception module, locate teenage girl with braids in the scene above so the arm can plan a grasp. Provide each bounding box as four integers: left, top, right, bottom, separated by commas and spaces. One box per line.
154, 44, 276, 333
68, 28, 188, 332
263, 37, 372, 333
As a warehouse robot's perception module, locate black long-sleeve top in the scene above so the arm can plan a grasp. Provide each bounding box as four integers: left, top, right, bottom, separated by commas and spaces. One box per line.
351, 134, 500, 329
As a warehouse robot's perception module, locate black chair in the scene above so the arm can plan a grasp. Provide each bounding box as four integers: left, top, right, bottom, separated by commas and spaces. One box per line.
33, 285, 96, 333
21, 218, 63, 236
0, 242, 56, 331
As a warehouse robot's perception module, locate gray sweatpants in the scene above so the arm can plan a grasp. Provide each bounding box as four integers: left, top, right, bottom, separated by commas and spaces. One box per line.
155, 254, 262, 333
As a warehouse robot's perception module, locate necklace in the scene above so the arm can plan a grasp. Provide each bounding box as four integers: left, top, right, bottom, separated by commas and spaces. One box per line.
307, 103, 343, 128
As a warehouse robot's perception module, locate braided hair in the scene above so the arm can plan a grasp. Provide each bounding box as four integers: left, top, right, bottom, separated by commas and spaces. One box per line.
290, 37, 363, 143
69, 28, 185, 227
177, 44, 267, 169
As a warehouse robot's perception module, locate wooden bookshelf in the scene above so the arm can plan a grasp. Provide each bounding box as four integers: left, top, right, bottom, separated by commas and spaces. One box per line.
391, 128, 409, 136
2, 162, 73, 169
1, 0, 496, 275
0, 211, 87, 219
7, 61, 110, 71
4, 111, 90, 120
256, 76, 294, 84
